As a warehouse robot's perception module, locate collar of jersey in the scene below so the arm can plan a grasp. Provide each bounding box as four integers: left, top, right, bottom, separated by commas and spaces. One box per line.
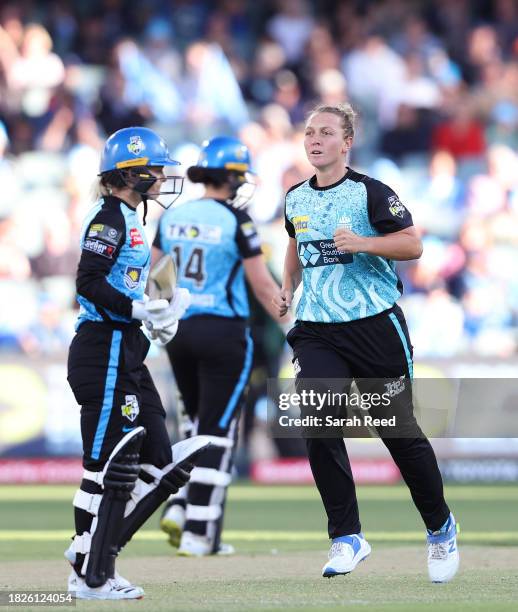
309, 167, 350, 191
103, 195, 137, 212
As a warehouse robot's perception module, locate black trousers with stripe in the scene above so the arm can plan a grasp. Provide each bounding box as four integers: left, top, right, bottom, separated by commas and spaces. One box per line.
166, 315, 253, 545
286, 304, 450, 538
67, 321, 173, 566
68, 321, 172, 472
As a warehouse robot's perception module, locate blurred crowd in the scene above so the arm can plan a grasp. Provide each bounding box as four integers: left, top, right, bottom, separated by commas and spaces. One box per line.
1, 0, 518, 359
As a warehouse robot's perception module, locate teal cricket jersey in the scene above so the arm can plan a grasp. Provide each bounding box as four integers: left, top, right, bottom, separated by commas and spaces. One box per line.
153, 198, 262, 319
75, 196, 150, 329
284, 168, 413, 323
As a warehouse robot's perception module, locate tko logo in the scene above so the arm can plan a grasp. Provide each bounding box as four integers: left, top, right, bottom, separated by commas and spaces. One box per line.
130, 228, 144, 247
166, 223, 222, 243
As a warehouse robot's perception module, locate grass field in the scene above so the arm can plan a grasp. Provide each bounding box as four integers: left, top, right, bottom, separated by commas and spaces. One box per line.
0, 483, 517, 610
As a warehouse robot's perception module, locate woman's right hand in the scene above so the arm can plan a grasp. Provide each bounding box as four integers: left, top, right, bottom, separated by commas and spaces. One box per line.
272, 287, 293, 317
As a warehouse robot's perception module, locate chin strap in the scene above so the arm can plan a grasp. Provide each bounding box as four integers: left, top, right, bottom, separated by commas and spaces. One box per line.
142, 197, 148, 226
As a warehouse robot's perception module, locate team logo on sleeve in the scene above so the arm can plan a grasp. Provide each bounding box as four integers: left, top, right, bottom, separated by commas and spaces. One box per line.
240, 221, 256, 237
293, 215, 309, 234
129, 228, 144, 247
240, 221, 261, 249
124, 266, 143, 290
388, 195, 406, 218
121, 395, 140, 422
127, 135, 145, 156
88, 223, 121, 245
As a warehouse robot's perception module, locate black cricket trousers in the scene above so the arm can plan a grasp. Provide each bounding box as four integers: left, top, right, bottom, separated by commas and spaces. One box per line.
286, 304, 450, 538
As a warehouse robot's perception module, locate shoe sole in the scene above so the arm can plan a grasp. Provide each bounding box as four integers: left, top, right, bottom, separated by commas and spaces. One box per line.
177, 550, 197, 557
177, 546, 235, 557
323, 553, 370, 578
429, 557, 460, 584
322, 543, 372, 578
160, 518, 182, 548
217, 545, 235, 556
73, 592, 144, 600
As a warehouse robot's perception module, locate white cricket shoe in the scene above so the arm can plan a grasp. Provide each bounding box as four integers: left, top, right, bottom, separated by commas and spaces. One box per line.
322, 533, 371, 577
427, 513, 460, 583
177, 531, 235, 557
160, 502, 186, 548
65, 545, 132, 589
217, 542, 236, 556
68, 569, 143, 600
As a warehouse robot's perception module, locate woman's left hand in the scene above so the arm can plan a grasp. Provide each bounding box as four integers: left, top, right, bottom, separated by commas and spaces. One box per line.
333, 228, 368, 254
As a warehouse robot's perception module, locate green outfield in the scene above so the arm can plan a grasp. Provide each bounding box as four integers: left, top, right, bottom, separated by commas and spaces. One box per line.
0, 484, 517, 610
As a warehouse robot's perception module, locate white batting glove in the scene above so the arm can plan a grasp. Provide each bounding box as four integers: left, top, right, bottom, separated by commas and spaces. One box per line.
135, 289, 190, 330
144, 298, 177, 330
143, 319, 179, 346
169, 287, 191, 320
156, 320, 179, 345
143, 320, 159, 340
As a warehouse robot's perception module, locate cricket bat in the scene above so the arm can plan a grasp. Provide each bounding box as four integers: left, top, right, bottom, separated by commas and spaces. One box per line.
149, 254, 177, 300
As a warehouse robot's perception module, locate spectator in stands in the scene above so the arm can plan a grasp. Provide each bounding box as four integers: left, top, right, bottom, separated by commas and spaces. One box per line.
432, 97, 486, 160
0, 0, 516, 360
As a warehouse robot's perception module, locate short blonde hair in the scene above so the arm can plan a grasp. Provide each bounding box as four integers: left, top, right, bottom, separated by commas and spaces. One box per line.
306, 103, 356, 139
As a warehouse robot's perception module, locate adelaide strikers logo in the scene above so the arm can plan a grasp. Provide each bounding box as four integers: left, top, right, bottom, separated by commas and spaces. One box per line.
127, 135, 145, 156
388, 195, 406, 218
235, 146, 246, 160
121, 395, 139, 422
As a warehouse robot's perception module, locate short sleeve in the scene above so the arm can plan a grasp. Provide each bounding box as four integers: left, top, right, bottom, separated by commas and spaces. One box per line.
366, 178, 413, 234
284, 207, 295, 238
152, 223, 163, 251
284, 181, 304, 238
234, 209, 262, 258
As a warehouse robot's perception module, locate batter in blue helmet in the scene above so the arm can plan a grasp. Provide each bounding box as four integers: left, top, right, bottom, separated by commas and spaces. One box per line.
154, 136, 283, 556
66, 127, 212, 599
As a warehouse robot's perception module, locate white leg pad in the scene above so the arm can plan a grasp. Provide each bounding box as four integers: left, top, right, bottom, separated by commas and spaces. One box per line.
82, 470, 104, 486
73, 490, 103, 516
186, 503, 222, 521
71, 532, 92, 555
190, 467, 232, 487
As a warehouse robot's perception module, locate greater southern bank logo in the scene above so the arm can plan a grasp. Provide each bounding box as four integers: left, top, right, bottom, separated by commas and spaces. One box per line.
298, 242, 320, 266
298, 240, 353, 267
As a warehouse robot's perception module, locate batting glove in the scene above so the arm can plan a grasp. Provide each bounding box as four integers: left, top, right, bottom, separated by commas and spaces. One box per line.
169, 287, 191, 320
144, 299, 177, 330
144, 319, 179, 346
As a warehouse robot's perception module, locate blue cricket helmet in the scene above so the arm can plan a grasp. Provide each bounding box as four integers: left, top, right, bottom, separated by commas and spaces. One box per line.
99, 126, 180, 173
196, 136, 255, 174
